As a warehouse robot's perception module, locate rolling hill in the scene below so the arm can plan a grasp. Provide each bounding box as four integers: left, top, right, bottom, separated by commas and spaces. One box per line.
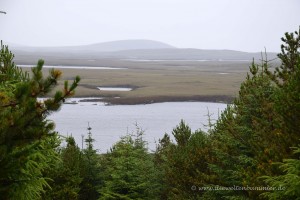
9, 39, 278, 61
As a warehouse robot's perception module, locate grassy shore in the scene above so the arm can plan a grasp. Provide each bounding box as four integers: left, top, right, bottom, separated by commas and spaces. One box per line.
18, 58, 259, 104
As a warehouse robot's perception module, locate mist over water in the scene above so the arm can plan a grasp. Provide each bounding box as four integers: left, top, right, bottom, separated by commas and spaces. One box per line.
48, 100, 227, 153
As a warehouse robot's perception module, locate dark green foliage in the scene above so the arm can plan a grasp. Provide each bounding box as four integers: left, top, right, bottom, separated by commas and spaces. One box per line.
43, 125, 102, 200
0, 41, 29, 82
261, 145, 300, 200
269, 29, 300, 147
270, 27, 300, 85
0, 42, 80, 199
205, 28, 300, 199
154, 27, 300, 199
153, 133, 171, 199
155, 120, 214, 199
258, 27, 300, 200
100, 127, 158, 200
79, 125, 102, 200
206, 105, 251, 199
172, 119, 192, 146
43, 136, 83, 200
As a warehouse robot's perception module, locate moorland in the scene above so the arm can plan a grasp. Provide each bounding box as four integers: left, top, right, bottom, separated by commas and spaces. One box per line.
12, 40, 279, 104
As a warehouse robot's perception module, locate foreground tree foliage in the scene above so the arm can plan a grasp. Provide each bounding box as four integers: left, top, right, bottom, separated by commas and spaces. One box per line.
79, 125, 102, 200
261, 145, 300, 200
42, 136, 83, 200
154, 120, 214, 199
154, 28, 300, 199
204, 28, 300, 199
42, 125, 102, 200
0, 42, 80, 199
99, 127, 160, 200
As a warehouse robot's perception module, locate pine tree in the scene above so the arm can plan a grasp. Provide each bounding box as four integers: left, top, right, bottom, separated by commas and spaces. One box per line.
267, 27, 300, 151
206, 60, 282, 199
204, 28, 300, 199
268, 27, 300, 86
79, 124, 102, 200
0, 42, 80, 199
155, 120, 214, 199
43, 136, 84, 200
261, 145, 300, 200
259, 27, 300, 200
153, 133, 172, 199
100, 127, 157, 200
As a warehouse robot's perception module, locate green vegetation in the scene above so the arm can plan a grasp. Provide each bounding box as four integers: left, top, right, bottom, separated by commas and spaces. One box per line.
0, 27, 299, 199
0, 41, 80, 199
42, 126, 102, 200
99, 127, 159, 200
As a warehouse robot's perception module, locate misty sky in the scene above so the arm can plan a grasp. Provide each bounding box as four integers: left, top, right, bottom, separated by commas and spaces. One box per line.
0, 0, 299, 52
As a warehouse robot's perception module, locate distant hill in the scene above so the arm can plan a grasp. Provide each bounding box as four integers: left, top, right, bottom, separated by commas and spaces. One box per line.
10, 39, 176, 53
9, 39, 278, 61
84, 40, 176, 51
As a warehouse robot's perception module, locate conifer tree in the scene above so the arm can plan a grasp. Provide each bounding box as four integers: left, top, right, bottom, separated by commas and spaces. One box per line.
79, 124, 102, 200
43, 136, 83, 200
260, 27, 300, 199
267, 27, 300, 151
100, 128, 157, 200
153, 133, 172, 199
206, 59, 283, 199
155, 121, 213, 199
204, 28, 300, 199
261, 145, 300, 199
0, 42, 80, 199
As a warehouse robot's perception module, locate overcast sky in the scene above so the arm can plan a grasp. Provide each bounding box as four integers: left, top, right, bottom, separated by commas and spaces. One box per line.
0, 0, 299, 52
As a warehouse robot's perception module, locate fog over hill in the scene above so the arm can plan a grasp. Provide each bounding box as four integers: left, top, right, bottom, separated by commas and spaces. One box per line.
10, 39, 175, 52
9, 39, 278, 61
85, 40, 176, 51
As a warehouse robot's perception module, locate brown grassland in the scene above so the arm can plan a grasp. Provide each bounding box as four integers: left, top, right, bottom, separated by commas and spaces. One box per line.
18, 57, 271, 104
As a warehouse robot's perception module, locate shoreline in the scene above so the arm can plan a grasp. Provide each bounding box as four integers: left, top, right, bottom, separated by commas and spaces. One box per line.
76, 95, 234, 105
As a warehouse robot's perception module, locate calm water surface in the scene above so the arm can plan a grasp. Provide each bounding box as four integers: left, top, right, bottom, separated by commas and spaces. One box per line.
48, 99, 227, 152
